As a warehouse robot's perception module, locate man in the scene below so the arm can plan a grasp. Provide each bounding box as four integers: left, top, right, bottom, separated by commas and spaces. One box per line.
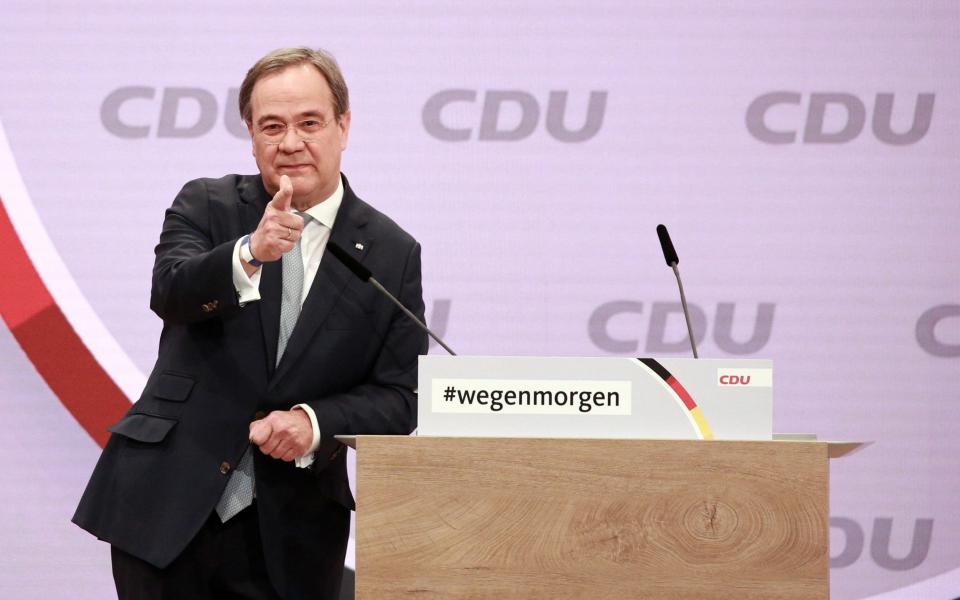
73, 47, 426, 599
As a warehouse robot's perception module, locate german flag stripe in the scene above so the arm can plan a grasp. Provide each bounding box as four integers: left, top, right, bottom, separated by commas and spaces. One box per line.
637, 357, 713, 440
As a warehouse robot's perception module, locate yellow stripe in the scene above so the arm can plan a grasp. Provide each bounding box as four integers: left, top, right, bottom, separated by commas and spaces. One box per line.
690, 407, 714, 440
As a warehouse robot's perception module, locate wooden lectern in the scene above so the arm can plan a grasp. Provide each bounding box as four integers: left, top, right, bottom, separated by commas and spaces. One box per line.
351, 436, 858, 599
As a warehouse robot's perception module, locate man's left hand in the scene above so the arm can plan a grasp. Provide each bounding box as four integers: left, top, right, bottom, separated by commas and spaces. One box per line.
249, 409, 313, 462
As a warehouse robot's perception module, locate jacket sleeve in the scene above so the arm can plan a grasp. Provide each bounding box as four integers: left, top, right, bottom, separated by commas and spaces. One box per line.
150, 178, 244, 324
303, 239, 427, 439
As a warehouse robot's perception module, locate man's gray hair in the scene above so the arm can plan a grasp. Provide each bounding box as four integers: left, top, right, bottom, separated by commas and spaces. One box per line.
239, 47, 350, 123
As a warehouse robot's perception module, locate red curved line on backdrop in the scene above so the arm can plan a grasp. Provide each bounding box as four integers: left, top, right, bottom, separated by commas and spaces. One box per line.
0, 196, 129, 448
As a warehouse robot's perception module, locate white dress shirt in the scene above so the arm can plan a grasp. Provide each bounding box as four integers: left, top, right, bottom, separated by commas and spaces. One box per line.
230, 177, 344, 468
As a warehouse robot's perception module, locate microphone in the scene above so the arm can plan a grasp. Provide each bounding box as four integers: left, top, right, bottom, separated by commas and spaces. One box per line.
656, 224, 679, 266
326, 241, 373, 281
655, 225, 699, 358
325, 241, 457, 356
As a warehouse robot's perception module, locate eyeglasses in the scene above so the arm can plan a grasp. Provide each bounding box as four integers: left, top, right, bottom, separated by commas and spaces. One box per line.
255, 118, 335, 145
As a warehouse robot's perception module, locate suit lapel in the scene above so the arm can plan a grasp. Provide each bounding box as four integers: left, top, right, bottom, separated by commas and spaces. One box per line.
271, 175, 372, 384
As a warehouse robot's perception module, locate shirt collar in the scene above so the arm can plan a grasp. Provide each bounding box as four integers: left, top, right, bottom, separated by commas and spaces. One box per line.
300, 176, 343, 230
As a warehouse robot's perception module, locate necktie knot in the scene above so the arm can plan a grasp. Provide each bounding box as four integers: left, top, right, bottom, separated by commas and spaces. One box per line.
296, 211, 314, 228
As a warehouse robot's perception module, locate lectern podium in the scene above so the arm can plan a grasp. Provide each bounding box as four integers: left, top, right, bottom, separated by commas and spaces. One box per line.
351, 435, 856, 599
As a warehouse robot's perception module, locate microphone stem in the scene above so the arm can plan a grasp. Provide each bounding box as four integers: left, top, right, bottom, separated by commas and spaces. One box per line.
671, 263, 699, 358
369, 277, 457, 356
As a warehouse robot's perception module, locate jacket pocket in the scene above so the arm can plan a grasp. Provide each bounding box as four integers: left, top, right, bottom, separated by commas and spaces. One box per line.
107, 413, 178, 443
154, 371, 195, 402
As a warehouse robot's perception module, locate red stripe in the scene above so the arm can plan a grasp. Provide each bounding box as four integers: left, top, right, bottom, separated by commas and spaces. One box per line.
666, 376, 697, 411
0, 196, 129, 447
0, 200, 54, 328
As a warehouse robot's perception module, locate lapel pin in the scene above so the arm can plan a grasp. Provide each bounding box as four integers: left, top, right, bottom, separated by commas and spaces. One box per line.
354, 242, 364, 251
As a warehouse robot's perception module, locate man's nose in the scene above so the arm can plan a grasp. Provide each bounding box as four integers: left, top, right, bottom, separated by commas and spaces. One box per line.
278, 127, 305, 152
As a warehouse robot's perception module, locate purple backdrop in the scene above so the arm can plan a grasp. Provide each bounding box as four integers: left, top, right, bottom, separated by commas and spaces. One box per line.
0, 2, 957, 598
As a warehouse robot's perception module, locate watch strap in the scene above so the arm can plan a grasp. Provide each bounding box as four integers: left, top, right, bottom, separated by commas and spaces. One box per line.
240, 234, 262, 267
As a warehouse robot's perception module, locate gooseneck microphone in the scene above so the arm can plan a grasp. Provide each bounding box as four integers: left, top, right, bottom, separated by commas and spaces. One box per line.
656, 224, 699, 359
325, 241, 457, 356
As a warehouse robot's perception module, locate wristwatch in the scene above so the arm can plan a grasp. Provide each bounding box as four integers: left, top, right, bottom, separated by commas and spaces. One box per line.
240, 234, 262, 267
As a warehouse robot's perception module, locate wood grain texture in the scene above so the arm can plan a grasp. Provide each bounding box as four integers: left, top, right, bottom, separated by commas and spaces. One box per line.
356, 437, 829, 599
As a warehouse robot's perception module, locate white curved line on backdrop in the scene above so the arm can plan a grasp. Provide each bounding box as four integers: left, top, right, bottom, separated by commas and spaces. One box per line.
862, 565, 960, 599
0, 120, 145, 400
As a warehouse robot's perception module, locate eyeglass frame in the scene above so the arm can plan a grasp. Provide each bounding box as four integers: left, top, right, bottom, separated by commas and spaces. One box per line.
252, 114, 340, 145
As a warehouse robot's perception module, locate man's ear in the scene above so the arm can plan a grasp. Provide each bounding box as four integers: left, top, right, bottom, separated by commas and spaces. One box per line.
338, 111, 351, 151
246, 120, 256, 157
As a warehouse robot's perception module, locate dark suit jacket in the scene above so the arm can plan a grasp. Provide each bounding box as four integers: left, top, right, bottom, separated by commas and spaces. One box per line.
73, 173, 426, 599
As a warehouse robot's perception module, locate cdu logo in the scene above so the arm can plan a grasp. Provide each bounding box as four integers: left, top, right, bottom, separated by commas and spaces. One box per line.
588, 301, 776, 354
101, 87, 247, 139
916, 304, 960, 358
426, 299, 452, 351
746, 92, 934, 145
422, 89, 607, 142
831, 516, 934, 571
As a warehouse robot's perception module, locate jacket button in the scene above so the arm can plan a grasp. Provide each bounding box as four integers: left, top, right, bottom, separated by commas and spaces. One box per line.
219, 461, 231, 475
254, 410, 267, 420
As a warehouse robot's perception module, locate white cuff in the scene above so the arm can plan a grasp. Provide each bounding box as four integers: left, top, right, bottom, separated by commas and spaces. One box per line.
292, 403, 321, 469
232, 237, 262, 306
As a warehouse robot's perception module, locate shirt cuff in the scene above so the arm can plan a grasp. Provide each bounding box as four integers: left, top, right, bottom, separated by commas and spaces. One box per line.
292, 403, 321, 469
232, 237, 262, 306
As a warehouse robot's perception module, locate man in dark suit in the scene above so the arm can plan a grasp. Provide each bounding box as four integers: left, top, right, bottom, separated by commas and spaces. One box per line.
73, 47, 426, 599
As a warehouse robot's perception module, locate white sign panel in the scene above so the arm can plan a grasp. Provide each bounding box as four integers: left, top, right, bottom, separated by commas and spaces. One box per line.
419, 356, 773, 440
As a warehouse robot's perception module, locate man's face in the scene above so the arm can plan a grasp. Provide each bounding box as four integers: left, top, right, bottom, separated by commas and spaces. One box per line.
246, 63, 350, 207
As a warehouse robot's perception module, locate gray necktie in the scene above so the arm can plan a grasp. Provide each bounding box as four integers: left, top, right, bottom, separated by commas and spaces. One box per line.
216, 214, 313, 522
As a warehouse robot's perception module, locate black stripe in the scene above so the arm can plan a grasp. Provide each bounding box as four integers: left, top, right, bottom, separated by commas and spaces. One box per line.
638, 358, 671, 381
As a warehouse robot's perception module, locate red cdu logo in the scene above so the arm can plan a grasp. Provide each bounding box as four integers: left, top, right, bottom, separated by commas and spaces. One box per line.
715, 368, 772, 388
